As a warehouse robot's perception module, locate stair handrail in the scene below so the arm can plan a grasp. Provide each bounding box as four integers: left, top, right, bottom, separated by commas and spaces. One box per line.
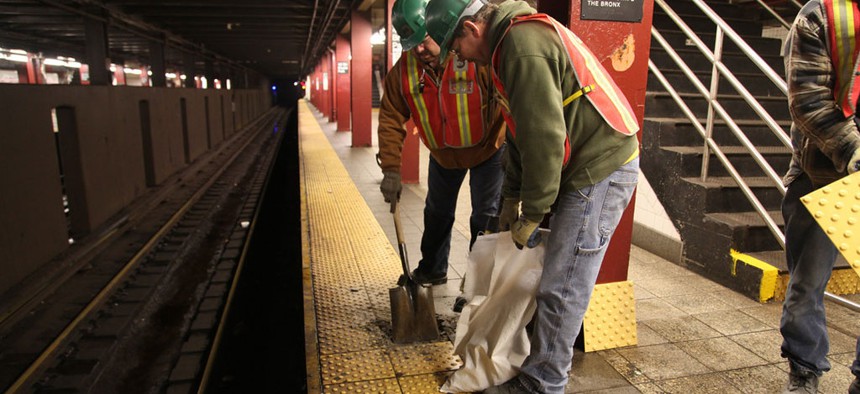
649, 56, 786, 248
658, 0, 791, 151
649, 26, 787, 193
650, 0, 792, 247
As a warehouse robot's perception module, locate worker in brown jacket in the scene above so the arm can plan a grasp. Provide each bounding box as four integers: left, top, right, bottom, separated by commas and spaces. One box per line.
378, 0, 505, 292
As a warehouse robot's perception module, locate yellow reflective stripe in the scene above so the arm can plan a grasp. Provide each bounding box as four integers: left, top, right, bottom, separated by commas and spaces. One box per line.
834, 0, 856, 104
623, 146, 639, 164
563, 84, 594, 107
406, 54, 438, 148
565, 30, 639, 132
455, 69, 472, 145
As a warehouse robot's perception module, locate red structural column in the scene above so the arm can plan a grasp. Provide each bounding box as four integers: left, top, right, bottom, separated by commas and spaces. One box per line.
385, 0, 420, 183
336, 34, 352, 132
566, 0, 655, 284
327, 51, 335, 121
27, 53, 45, 85
329, 50, 337, 122
323, 52, 333, 120
350, 9, 372, 147
114, 66, 126, 85
311, 65, 318, 107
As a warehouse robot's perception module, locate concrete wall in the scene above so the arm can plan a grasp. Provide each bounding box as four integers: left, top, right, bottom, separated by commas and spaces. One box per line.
0, 84, 269, 295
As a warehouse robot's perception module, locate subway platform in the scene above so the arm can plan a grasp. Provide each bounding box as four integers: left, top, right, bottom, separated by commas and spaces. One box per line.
298, 100, 860, 393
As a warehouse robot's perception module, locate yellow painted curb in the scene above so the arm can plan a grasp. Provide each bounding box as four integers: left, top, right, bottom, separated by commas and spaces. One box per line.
730, 249, 778, 302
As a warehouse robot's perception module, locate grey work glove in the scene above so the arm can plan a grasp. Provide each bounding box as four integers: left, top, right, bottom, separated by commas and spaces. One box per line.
498, 198, 520, 231
380, 170, 402, 203
848, 148, 860, 174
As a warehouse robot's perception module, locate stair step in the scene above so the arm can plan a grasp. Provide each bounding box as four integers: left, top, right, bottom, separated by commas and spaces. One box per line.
705, 210, 784, 228
681, 175, 779, 189
678, 175, 783, 214
647, 117, 792, 127
645, 91, 789, 120
660, 0, 748, 19
653, 12, 763, 36
745, 250, 852, 273
660, 144, 791, 178
649, 47, 785, 75
647, 69, 787, 97
745, 250, 787, 272
651, 30, 784, 57
644, 118, 789, 147
664, 145, 790, 156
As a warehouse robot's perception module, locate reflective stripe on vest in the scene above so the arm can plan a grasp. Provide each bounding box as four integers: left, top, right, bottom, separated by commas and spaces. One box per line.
400, 52, 486, 149
825, 0, 860, 117
491, 13, 640, 136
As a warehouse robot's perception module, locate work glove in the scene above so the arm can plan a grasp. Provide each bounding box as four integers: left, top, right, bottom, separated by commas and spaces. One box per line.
511, 216, 541, 250
380, 171, 402, 203
848, 148, 860, 174
498, 198, 520, 231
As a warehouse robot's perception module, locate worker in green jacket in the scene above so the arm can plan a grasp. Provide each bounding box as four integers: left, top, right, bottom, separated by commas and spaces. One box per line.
426, 0, 640, 393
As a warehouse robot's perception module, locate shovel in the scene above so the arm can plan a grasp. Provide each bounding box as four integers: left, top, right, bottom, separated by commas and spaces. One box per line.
389, 200, 440, 344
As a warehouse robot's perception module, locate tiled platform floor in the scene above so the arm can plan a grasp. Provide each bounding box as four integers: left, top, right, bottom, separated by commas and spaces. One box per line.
307, 103, 860, 393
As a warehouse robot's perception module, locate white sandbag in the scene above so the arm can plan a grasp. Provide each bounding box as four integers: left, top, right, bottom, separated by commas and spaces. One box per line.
442, 231, 545, 393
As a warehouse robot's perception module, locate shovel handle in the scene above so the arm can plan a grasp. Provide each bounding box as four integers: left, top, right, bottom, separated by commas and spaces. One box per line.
391, 201, 412, 278
392, 201, 405, 245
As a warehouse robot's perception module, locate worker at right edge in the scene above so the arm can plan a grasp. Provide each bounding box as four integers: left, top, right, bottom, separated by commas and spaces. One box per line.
779, 0, 860, 393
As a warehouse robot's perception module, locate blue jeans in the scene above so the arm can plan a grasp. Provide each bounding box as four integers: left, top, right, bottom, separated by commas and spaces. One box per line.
780, 172, 843, 375
416, 147, 505, 278
518, 158, 639, 393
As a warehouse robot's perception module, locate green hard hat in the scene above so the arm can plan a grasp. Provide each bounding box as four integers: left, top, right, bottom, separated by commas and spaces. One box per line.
392, 0, 429, 50
425, 0, 484, 60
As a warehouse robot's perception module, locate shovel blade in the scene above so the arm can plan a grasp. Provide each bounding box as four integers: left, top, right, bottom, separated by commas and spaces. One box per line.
389, 283, 440, 344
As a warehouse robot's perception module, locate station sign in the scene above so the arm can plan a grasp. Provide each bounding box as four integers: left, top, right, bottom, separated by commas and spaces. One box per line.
581, 0, 643, 22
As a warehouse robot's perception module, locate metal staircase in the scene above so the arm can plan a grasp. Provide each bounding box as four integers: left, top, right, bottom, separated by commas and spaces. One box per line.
641, 0, 858, 302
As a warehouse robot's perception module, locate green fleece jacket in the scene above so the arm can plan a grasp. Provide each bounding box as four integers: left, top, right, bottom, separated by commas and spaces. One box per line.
489, 1, 640, 222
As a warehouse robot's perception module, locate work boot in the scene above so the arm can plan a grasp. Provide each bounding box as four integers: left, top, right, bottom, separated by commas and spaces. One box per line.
849, 377, 860, 394
482, 376, 532, 394
782, 368, 818, 394
410, 269, 447, 285
452, 296, 468, 313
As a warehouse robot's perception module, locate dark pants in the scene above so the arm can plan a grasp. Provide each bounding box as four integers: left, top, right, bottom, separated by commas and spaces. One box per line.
780, 173, 840, 375
416, 147, 504, 278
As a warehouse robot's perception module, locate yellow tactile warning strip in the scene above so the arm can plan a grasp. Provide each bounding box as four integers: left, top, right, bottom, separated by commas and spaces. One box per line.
730, 249, 779, 302
770, 267, 860, 302
827, 268, 860, 294
582, 280, 637, 352
298, 101, 461, 393
802, 171, 860, 274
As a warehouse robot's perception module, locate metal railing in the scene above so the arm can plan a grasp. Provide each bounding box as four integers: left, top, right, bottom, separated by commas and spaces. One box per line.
650, 0, 859, 310
651, 0, 788, 248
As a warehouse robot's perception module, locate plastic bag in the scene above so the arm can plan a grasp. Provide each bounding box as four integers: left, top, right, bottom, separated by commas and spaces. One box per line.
441, 231, 545, 393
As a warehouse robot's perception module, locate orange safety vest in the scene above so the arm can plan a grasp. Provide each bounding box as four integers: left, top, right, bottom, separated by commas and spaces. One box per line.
400, 52, 486, 149
491, 13, 639, 141
824, 0, 860, 117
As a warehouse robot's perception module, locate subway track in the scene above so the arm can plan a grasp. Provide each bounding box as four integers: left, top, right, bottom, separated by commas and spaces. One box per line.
0, 107, 289, 393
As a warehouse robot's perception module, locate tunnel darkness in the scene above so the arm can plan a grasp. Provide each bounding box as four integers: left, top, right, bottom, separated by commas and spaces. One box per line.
204, 100, 306, 392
